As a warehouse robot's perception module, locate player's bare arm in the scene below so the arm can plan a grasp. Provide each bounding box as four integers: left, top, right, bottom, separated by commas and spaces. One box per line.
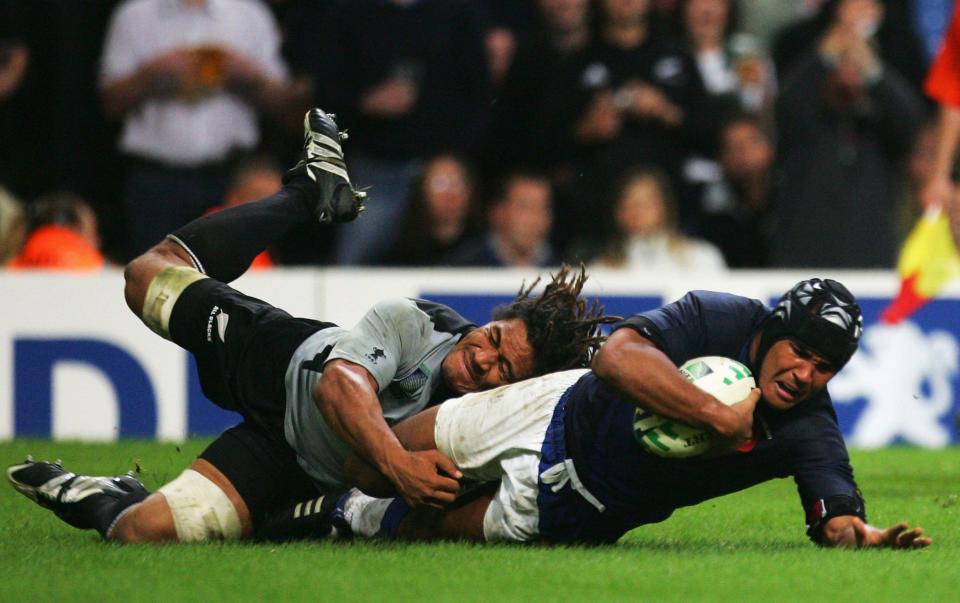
342, 405, 444, 498
924, 106, 960, 209
314, 360, 461, 508
820, 515, 932, 549
592, 328, 756, 442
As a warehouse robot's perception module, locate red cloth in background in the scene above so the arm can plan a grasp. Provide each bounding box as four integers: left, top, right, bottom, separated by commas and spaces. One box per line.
8, 225, 104, 270
926, 2, 960, 106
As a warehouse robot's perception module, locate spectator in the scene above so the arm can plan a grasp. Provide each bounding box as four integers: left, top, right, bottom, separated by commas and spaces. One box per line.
470, 0, 541, 87
772, 0, 928, 91
446, 171, 560, 268
99, 0, 301, 258
322, 0, 492, 266
700, 115, 777, 267
678, 0, 776, 123
737, 0, 821, 53
675, 0, 777, 224
202, 156, 284, 270
384, 154, 481, 267
8, 192, 104, 270
0, 3, 27, 103
544, 0, 715, 248
485, 0, 593, 177
592, 167, 726, 271
772, 0, 926, 268
0, 0, 30, 194
0, 186, 25, 264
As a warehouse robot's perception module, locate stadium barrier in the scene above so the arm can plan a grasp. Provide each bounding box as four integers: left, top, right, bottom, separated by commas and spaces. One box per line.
2, 268, 958, 447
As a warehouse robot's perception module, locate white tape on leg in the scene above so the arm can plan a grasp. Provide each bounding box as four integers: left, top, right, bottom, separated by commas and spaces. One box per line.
157, 469, 242, 542
141, 266, 207, 340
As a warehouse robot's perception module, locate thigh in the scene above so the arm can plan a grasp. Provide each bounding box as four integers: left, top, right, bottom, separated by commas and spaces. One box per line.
199, 421, 321, 528
168, 277, 333, 433
433, 370, 587, 481
392, 406, 441, 451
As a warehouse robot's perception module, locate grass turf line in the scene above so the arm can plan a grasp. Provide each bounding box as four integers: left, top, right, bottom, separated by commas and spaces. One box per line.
0, 441, 956, 603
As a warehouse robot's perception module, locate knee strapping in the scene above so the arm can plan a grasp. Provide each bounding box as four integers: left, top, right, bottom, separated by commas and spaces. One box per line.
141, 266, 207, 339
157, 469, 243, 542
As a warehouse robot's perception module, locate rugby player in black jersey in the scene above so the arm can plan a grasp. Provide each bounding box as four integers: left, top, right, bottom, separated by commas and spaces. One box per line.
7, 109, 614, 543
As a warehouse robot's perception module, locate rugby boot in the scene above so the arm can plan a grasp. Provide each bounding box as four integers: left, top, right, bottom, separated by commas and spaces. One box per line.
255, 491, 352, 542
7, 457, 147, 529
283, 108, 367, 224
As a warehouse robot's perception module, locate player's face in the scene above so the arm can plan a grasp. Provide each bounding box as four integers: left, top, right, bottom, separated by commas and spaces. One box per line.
758, 339, 836, 410
442, 319, 535, 394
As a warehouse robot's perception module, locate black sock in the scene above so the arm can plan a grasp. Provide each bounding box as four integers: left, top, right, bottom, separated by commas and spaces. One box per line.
168, 182, 314, 283
78, 489, 151, 539
255, 495, 337, 542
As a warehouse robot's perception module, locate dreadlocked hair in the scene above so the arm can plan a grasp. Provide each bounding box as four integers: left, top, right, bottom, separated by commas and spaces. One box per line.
492, 264, 620, 375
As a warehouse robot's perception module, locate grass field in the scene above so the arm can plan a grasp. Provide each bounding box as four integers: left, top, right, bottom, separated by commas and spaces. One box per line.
0, 441, 956, 603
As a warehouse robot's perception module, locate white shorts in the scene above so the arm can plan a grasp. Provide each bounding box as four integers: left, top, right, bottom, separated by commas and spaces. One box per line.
434, 369, 589, 542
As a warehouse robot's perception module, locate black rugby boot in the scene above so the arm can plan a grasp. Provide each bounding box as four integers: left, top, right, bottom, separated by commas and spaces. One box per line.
283, 108, 367, 224
7, 457, 148, 531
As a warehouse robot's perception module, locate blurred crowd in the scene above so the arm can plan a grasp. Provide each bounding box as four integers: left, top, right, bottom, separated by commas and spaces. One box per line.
0, 0, 951, 271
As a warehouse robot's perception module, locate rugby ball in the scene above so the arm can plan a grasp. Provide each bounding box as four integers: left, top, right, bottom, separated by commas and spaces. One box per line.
633, 356, 755, 458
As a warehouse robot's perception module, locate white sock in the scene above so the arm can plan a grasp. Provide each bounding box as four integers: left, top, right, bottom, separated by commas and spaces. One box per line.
341, 490, 395, 538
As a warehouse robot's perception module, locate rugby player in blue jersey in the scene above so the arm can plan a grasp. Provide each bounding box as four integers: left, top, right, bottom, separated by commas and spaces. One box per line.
318, 279, 931, 548
7, 109, 613, 543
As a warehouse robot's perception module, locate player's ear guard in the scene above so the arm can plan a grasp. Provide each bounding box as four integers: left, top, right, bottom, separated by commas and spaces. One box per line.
758, 278, 864, 370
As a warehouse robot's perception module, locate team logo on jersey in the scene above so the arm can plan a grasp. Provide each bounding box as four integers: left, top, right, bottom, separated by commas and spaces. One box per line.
830, 321, 957, 447
366, 347, 386, 363
205, 306, 229, 343
394, 368, 428, 398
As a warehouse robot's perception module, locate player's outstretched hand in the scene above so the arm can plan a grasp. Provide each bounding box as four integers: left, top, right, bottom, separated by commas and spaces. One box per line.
824, 516, 932, 549
386, 449, 463, 509
854, 518, 933, 549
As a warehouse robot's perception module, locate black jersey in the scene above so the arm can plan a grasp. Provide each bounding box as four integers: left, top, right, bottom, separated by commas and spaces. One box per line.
558, 291, 865, 543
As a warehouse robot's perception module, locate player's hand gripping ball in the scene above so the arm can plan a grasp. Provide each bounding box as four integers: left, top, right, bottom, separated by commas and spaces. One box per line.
633, 356, 756, 458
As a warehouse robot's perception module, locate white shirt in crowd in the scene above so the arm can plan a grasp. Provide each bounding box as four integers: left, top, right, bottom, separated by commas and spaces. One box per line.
100, 0, 289, 166
595, 232, 728, 273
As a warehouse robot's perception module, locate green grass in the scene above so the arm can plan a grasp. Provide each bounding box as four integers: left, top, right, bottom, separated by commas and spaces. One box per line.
0, 441, 956, 602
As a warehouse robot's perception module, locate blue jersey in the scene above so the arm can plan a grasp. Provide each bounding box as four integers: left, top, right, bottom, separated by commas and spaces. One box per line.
550, 291, 865, 544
